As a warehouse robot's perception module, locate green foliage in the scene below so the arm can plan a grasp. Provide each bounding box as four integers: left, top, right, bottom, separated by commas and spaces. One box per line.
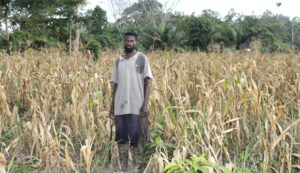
121, 0, 163, 24
84, 5, 107, 35
211, 21, 235, 47
185, 14, 214, 50
234, 16, 260, 49
6, 156, 40, 173
8, 0, 86, 52
161, 24, 187, 50
86, 40, 101, 60
82, 6, 110, 49
1, 0, 300, 52
165, 154, 233, 173
31, 38, 49, 50
0, 34, 8, 49
9, 30, 32, 51
0, 0, 12, 23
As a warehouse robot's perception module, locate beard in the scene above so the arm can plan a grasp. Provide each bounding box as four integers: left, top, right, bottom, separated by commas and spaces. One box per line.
124, 46, 135, 53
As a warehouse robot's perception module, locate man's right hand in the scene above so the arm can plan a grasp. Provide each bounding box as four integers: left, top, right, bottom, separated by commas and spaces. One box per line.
109, 83, 117, 120
109, 109, 114, 120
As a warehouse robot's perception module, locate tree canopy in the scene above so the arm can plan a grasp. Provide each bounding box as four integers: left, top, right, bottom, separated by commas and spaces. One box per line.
1, 0, 299, 53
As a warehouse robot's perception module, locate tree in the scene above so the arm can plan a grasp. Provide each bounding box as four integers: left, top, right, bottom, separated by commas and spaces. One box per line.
180, 13, 215, 51
84, 6, 107, 35
0, 0, 12, 52
107, 0, 134, 21
234, 15, 260, 49
120, 0, 163, 26
10, 0, 86, 52
81, 5, 109, 50
54, 0, 86, 54
0, 0, 11, 40
1, 0, 298, 53
256, 11, 293, 52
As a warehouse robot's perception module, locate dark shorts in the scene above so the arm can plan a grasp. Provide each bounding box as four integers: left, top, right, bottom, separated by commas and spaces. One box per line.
114, 114, 141, 147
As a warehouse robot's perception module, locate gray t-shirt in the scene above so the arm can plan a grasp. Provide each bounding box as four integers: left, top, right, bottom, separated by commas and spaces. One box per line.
111, 52, 153, 116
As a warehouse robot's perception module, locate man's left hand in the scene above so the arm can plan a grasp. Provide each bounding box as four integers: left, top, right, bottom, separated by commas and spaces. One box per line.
140, 105, 148, 117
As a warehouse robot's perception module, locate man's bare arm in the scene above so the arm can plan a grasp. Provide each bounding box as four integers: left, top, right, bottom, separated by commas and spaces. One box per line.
140, 77, 150, 116
109, 83, 118, 119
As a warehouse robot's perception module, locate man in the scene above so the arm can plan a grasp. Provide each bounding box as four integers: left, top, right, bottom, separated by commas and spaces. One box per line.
109, 31, 153, 172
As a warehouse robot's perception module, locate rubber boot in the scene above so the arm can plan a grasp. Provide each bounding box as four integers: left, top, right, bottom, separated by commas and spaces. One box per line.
118, 144, 129, 172
131, 147, 144, 173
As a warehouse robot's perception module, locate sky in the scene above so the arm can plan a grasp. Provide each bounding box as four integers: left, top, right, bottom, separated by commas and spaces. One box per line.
84, 0, 300, 22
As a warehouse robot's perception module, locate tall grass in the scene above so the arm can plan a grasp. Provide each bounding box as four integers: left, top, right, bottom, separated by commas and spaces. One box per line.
0, 49, 299, 172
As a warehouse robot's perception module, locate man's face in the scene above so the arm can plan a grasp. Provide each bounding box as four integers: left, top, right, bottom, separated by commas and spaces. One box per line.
124, 35, 136, 53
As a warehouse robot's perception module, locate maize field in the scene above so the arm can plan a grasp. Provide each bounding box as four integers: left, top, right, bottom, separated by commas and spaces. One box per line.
0, 49, 300, 172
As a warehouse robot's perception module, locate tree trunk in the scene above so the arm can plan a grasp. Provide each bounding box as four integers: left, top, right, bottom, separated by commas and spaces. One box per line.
73, 23, 80, 54
4, 17, 12, 54
5, 17, 9, 41
69, 21, 72, 56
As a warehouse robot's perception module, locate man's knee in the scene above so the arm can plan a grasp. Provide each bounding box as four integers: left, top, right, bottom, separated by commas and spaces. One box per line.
130, 134, 139, 147
115, 116, 128, 144
115, 133, 129, 144
128, 114, 141, 147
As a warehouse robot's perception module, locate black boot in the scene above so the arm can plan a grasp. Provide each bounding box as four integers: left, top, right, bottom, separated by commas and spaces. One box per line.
118, 144, 129, 172
131, 147, 144, 173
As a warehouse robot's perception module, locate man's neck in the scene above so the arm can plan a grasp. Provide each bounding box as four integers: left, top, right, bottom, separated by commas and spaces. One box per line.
123, 51, 137, 59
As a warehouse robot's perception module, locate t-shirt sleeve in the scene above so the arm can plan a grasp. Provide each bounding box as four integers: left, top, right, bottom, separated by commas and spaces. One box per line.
110, 60, 118, 83
143, 56, 153, 79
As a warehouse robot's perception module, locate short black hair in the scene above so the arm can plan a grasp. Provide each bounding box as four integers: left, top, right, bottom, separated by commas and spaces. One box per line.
124, 31, 138, 39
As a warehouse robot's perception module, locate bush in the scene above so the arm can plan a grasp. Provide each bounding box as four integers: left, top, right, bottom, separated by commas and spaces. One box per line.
86, 40, 101, 60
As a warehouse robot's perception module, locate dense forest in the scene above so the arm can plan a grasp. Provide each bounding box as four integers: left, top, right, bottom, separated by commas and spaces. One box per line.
1, 0, 300, 55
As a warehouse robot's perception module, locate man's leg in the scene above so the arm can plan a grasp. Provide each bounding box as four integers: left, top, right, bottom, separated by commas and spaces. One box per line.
126, 114, 140, 147
115, 115, 129, 171
125, 114, 144, 171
